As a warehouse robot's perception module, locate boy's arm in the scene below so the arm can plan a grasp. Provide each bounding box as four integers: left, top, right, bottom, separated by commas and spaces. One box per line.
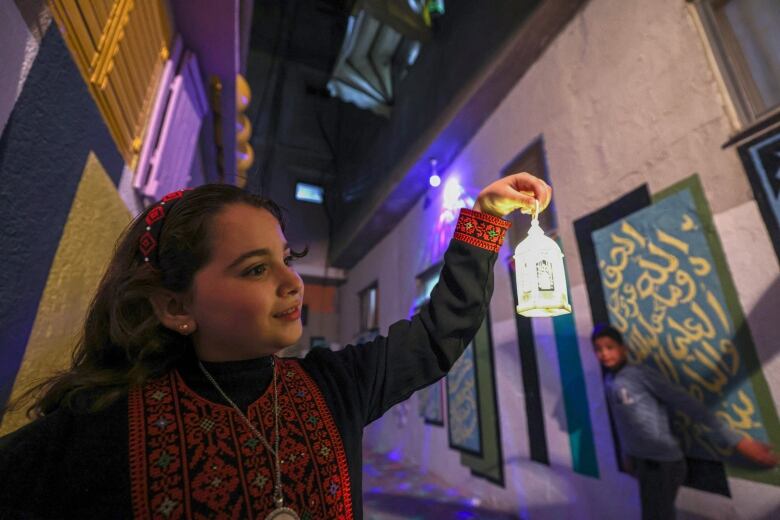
639, 364, 741, 446
639, 365, 778, 466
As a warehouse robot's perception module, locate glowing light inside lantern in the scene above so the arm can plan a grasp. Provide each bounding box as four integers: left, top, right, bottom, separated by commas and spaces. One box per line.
513, 202, 572, 317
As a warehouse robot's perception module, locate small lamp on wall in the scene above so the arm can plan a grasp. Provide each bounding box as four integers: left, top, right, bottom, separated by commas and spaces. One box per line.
514, 200, 572, 317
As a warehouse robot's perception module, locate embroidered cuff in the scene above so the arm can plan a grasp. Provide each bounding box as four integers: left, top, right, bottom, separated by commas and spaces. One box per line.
454, 208, 511, 253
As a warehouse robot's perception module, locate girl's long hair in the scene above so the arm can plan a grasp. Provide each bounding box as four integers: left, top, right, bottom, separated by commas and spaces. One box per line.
12, 184, 288, 417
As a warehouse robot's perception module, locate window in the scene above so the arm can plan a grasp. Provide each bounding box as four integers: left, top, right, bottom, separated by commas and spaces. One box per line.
309, 336, 327, 349
295, 182, 325, 204
358, 283, 379, 333
691, 0, 780, 126
49, 1, 173, 166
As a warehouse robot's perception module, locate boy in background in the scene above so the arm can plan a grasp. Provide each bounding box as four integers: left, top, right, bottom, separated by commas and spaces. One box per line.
591, 324, 777, 520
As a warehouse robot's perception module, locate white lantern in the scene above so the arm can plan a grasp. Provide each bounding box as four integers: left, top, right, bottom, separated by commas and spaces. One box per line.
513, 203, 571, 318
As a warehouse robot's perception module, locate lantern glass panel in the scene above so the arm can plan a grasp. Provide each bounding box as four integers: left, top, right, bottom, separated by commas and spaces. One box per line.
513, 219, 571, 317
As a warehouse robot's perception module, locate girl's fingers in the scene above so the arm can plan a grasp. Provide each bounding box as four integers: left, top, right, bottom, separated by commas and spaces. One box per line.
475, 172, 553, 217
509, 173, 551, 211
545, 184, 553, 211
515, 190, 537, 214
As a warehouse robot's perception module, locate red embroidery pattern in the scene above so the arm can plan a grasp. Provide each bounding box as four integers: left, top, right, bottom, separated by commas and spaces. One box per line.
128, 360, 353, 519
453, 208, 511, 253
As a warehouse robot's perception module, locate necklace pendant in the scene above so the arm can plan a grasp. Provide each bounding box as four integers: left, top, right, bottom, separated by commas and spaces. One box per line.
265, 506, 300, 520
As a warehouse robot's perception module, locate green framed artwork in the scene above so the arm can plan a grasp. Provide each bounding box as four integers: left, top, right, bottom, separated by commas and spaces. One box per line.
736, 125, 780, 261
447, 340, 483, 456
418, 379, 445, 426
414, 263, 445, 426
578, 184, 729, 494
459, 311, 505, 486
592, 175, 780, 486
507, 261, 549, 465
551, 240, 599, 479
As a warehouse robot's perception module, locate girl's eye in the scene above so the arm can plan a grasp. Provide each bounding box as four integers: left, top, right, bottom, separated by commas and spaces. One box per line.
245, 264, 267, 277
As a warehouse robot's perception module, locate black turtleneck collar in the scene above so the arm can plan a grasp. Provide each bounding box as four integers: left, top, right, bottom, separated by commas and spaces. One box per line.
175, 346, 276, 412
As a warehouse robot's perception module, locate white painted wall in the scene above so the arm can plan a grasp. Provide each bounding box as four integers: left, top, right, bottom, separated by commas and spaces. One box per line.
339, 0, 780, 517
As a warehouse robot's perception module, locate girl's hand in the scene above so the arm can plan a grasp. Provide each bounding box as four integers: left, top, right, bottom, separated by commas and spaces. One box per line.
472, 172, 552, 218
735, 437, 779, 467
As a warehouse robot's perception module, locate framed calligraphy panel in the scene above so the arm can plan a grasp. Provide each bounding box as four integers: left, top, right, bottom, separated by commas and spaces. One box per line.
737, 125, 780, 262
414, 263, 445, 427
447, 340, 483, 456
593, 175, 780, 486
459, 312, 505, 486
574, 185, 652, 327
418, 380, 445, 426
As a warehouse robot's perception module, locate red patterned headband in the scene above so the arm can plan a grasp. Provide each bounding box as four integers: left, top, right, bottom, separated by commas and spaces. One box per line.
138, 189, 191, 267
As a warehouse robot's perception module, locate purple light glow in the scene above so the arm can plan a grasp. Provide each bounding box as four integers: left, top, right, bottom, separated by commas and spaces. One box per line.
427, 175, 477, 262
386, 449, 403, 462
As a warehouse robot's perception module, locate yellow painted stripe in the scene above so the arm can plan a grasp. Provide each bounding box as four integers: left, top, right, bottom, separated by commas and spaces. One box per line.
0, 152, 131, 435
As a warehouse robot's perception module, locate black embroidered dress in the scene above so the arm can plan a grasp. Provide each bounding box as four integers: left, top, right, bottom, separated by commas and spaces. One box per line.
0, 209, 509, 519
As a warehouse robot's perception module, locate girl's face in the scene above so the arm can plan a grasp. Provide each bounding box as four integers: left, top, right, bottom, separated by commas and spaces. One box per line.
592, 336, 628, 370
187, 204, 304, 361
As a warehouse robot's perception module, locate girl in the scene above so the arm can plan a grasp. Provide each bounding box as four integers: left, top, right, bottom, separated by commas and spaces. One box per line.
0, 173, 550, 519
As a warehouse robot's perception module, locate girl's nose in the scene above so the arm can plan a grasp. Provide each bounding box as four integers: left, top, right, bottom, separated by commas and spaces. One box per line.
279, 265, 303, 296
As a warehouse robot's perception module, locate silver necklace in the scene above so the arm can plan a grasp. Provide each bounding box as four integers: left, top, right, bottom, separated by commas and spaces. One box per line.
198, 357, 300, 520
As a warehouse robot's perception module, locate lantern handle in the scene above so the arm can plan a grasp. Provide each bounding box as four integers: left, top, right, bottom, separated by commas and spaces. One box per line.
531, 198, 540, 222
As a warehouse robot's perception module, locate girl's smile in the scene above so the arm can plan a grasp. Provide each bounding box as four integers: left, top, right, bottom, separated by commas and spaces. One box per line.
273, 304, 302, 320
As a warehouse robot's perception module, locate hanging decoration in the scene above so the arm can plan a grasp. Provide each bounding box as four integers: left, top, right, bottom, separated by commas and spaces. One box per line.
514, 200, 572, 317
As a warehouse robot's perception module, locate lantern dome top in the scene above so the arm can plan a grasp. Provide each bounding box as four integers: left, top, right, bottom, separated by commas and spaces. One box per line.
515, 219, 560, 254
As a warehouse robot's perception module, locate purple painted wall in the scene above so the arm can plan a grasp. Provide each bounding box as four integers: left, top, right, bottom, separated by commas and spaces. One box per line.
169, 0, 239, 182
